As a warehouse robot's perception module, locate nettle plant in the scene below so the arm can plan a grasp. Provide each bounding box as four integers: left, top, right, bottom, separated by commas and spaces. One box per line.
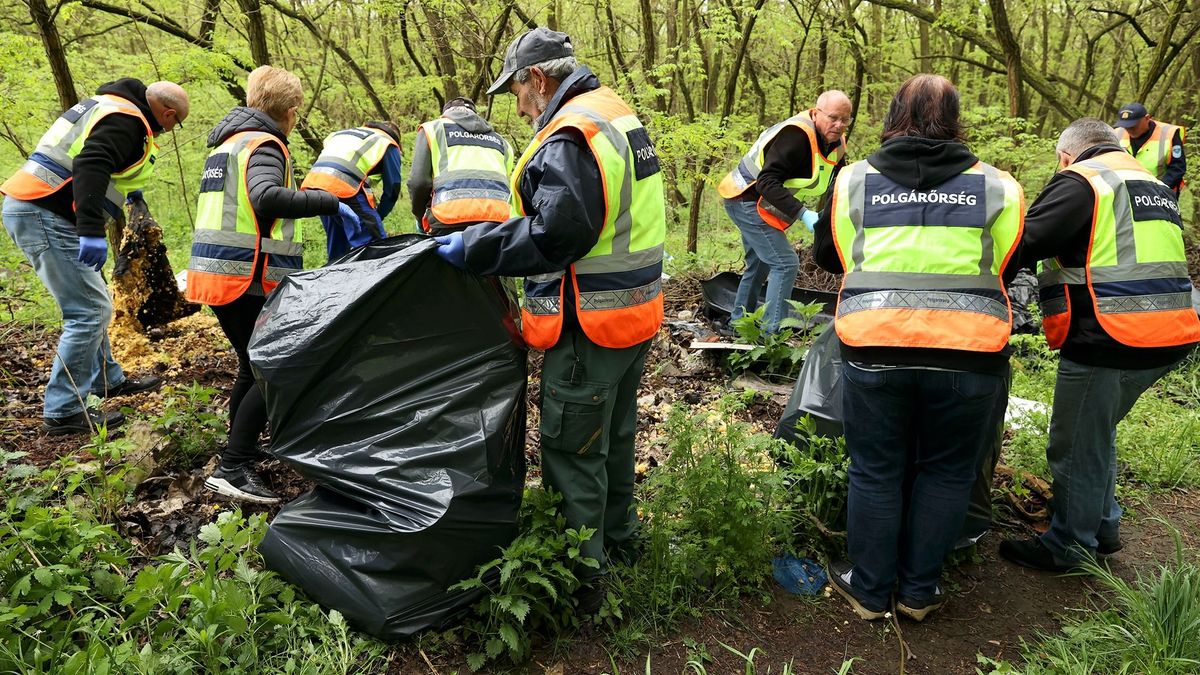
149, 382, 228, 469
727, 300, 826, 380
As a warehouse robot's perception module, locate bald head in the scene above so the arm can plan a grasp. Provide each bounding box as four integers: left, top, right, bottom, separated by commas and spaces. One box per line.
146, 81, 188, 135
813, 90, 853, 142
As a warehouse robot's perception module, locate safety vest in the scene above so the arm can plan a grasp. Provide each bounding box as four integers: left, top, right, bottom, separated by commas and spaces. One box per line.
1036, 151, 1200, 349
831, 160, 1025, 352
416, 116, 512, 232
1114, 122, 1186, 181
1, 94, 158, 222
717, 110, 845, 230
516, 87, 667, 350
186, 131, 303, 306
300, 127, 399, 207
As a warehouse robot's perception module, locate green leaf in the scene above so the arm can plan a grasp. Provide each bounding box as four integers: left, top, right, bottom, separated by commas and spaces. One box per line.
498, 623, 523, 655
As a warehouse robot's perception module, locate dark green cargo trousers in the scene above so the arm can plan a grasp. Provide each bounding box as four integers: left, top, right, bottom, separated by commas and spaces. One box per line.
539, 327, 651, 574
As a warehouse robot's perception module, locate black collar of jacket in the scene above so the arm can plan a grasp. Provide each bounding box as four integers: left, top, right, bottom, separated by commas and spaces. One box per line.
1072, 143, 1126, 164
535, 66, 602, 132
866, 136, 979, 190
95, 78, 162, 134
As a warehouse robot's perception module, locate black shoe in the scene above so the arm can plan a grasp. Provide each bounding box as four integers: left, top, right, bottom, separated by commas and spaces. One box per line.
827, 560, 888, 621
1097, 536, 1123, 556
94, 375, 162, 398
204, 465, 281, 504
999, 537, 1081, 573
575, 576, 608, 616
897, 586, 945, 622
42, 408, 126, 436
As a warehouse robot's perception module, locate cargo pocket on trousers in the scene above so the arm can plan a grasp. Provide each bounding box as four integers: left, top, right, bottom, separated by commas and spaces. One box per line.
540, 378, 609, 456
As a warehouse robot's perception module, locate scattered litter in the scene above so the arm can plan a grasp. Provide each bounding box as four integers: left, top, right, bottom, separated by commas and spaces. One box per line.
773, 554, 827, 595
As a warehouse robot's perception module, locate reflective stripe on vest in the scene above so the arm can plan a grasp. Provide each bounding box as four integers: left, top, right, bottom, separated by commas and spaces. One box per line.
716, 110, 845, 206
1036, 151, 1200, 349
418, 117, 512, 231
300, 127, 398, 205
186, 131, 302, 306
515, 86, 667, 350
831, 159, 1025, 352
1115, 123, 1186, 180
0, 95, 158, 221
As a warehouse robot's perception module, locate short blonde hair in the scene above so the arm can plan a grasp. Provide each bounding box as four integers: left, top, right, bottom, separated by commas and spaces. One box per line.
246, 65, 303, 123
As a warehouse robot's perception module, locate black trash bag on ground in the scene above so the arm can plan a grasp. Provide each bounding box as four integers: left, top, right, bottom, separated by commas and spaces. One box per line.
1008, 268, 1040, 335
700, 271, 837, 325
250, 235, 527, 639
775, 326, 843, 443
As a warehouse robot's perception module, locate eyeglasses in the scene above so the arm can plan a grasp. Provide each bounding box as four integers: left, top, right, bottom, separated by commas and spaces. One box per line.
817, 109, 853, 125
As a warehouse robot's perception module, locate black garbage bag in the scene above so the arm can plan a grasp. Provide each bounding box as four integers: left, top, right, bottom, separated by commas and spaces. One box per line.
700, 271, 837, 324
249, 235, 527, 639
1008, 268, 1040, 335
775, 326, 843, 443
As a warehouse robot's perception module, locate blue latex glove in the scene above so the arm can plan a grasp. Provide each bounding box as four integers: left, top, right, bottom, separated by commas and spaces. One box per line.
799, 208, 819, 231
338, 202, 372, 248
78, 236, 108, 271
125, 190, 144, 204
433, 231, 466, 269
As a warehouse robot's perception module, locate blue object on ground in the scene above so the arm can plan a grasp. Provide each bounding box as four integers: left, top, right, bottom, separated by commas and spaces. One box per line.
773, 554, 828, 595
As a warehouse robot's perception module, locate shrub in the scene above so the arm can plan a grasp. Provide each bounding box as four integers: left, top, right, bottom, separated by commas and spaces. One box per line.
150, 382, 228, 468
726, 301, 826, 380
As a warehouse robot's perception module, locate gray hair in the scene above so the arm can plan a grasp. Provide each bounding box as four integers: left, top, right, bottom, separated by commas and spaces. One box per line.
1056, 117, 1119, 156
513, 56, 580, 84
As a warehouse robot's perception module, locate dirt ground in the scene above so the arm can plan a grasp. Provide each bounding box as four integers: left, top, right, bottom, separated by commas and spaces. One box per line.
2, 270, 1199, 675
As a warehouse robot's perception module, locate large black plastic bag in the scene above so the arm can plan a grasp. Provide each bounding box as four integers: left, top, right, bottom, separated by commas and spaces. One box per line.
249, 235, 528, 639
775, 326, 843, 443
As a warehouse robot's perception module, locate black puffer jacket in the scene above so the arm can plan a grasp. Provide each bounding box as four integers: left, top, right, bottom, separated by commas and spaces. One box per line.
205, 106, 339, 222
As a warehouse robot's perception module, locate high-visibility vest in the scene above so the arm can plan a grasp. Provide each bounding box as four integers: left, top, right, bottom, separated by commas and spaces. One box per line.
415, 116, 513, 232
186, 131, 303, 306
1, 94, 158, 222
300, 127, 399, 207
1114, 122, 1186, 181
717, 110, 845, 230
1036, 151, 1200, 349
516, 87, 667, 350
831, 159, 1025, 352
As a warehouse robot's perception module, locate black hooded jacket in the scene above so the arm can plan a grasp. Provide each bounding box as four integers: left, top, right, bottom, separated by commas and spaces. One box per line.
812, 137, 1017, 374
31, 78, 162, 237
205, 106, 339, 223
1014, 144, 1192, 369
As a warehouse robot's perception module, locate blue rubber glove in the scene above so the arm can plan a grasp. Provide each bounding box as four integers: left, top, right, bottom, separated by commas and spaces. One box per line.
338, 202, 372, 248
433, 231, 467, 269
78, 236, 108, 271
125, 190, 144, 204
799, 208, 819, 231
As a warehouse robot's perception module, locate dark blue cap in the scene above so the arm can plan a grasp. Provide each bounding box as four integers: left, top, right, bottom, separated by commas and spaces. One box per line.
1115, 103, 1148, 128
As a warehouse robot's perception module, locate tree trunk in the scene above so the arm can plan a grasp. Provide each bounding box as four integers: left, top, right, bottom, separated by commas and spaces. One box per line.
236, 0, 271, 65
987, 0, 1027, 118
27, 0, 77, 110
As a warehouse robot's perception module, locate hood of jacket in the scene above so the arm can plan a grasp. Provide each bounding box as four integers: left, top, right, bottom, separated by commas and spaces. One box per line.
867, 136, 979, 189
206, 106, 288, 148
95, 78, 162, 134
442, 106, 495, 134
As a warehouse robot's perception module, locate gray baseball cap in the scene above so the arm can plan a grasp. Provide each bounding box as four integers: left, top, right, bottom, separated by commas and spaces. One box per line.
486, 28, 573, 96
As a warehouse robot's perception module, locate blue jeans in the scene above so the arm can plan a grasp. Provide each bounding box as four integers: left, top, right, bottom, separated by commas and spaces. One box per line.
2, 197, 124, 418
842, 362, 1006, 609
1039, 357, 1177, 563
724, 198, 798, 333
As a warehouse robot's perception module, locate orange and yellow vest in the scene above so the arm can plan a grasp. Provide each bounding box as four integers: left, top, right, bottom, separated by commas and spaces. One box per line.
831, 160, 1025, 352
300, 127, 399, 208
1114, 122, 1186, 183
416, 116, 513, 232
1036, 151, 1200, 349
1, 94, 157, 222
717, 110, 845, 230
186, 131, 303, 306
516, 87, 667, 350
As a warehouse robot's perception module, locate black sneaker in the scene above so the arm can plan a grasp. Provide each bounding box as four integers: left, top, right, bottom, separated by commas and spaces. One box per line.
897, 586, 945, 622
575, 575, 608, 616
204, 465, 281, 504
827, 560, 888, 621
42, 408, 126, 436
999, 537, 1081, 573
93, 375, 162, 398
1097, 536, 1123, 556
